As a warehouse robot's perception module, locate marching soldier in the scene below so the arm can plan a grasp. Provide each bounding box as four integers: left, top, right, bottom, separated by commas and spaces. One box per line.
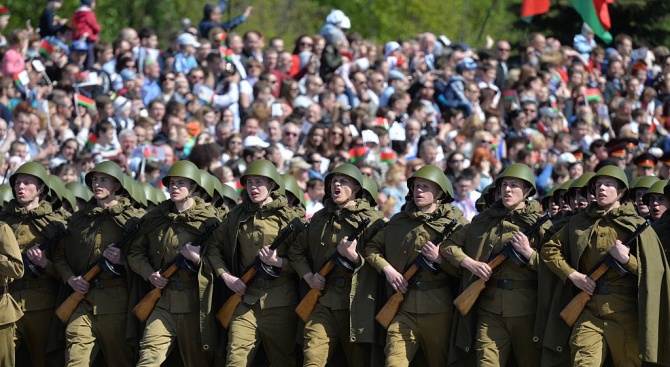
52, 161, 142, 366
629, 176, 658, 217
542, 166, 670, 367
288, 164, 385, 366
0, 221, 24, 366
0, 162, 67, 367
206, 159, 300, 366
443, 163, 551, 367
282, 173, 307, 218
644, 179, 670, 222
364, 165, 465, 367
128, 161, 219, 366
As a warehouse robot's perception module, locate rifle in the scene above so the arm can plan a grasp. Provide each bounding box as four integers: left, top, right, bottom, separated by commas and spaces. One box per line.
216, 221, 301, 328
133, 217, 220, 322
559, 220, 650, 326
375, 218, 460, 329
453, 213, 551, 316
294, 217, 371, 323
23, 226, 69, 278
55, 218, 141, 323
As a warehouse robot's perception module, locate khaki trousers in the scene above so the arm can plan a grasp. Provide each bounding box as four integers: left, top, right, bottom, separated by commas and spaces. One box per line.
15, 308, 54, 367
475, 310, 540, 367
0, 322, 15, 367
385, 310, 453, 367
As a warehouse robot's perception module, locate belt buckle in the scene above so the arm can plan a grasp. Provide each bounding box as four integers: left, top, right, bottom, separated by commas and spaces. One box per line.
501, 279, 513, 290
334, 277, 345, 288
415, 280, 426, 291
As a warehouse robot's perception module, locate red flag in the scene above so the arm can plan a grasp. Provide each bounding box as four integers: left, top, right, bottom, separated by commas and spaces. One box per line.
521, 0, 550, 17
592, 0, 613, 30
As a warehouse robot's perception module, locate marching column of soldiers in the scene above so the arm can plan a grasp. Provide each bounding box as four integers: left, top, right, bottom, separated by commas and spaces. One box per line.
0, 158, 669, 367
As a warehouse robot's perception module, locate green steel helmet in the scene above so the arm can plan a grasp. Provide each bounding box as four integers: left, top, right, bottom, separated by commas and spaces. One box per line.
139, 182, 158, 206
495, 163, 537, 197
219, 183, 239, 204
629, 175, 659, 191
0, 185, 13, 205
62, 189, 77, 211
645, 179, 669, 204
554, 179, 575, 200
281, 174, 305, 206
46, 176, 67, 203
569, 173, 595, 193
361, 176, 379, 206
325, 163, 364, 190
407, 165, 454, 202
65, 182, 93, 202
161, 161, 202, 189
154, 187, 166, 203
123, 176, 147, 207
85, 161, 126, 194
198, 170, 217, 199
240, 159, 283, 192
9, 162, 49, 188
588, 166, 630, 199
481, 183, 496, 206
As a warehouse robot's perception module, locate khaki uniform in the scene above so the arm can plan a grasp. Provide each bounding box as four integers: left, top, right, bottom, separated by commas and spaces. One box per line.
0, 200, 67, 367
443, 200, 550, 367
652, 210, 670, 256
128, 197, 217, 367
206, 192, 299, 367
542, 202, 670, 367
289, 198, 385, 367
365, 200, 466, 367
51, 197, 141, 366
0, 222, 25, 367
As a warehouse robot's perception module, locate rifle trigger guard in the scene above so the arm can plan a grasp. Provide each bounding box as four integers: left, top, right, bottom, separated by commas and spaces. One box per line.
177, 257, 198, 274
417, 256, 441, 275
334, 254, 356, 273
503, 246, 529, 267
100, 259, 126, 276
256, 261, 281, 279
604, 256, 629, 276
23, 255, 43, 279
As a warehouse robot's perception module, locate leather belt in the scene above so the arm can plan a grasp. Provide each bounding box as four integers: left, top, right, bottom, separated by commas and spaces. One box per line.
492, 279, 537, 290
411, 280, 445, 291
594, 285, 636, 296
166, 281, 199, 291
10, 278, 57, 291
91, 278, 126, 289
253, 275, 292, 290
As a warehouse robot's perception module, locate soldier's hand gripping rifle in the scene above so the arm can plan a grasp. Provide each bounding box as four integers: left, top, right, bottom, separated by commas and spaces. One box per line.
375, 218, 460, 329
55, 218, 141, 323
559, 219, 650, 326
216, 221, 302, 328
453, 213, 551, 316
23, 224, 69, 278
294, 217, 370, 323
132, 217, 220, 322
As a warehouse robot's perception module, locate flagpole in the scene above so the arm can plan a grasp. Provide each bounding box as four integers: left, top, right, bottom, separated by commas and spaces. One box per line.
477, 0, 500, 43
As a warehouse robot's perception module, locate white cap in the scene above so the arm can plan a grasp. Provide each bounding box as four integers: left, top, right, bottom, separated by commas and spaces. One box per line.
243, 136, 269, 148
384, 41, 401, 57
177, 33, 201, 48
362, 130, 380, 145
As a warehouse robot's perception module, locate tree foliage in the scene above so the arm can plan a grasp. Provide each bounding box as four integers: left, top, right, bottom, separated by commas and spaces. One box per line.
5, 0, 670, 51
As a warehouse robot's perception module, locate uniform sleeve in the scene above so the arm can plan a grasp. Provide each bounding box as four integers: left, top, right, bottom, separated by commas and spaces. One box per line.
541, 225, 575, 283
127, 232, 156, 281
363, 224, 391, 273
287, 223, 313, 279
204, 220, 231, 278
0, 223, 23, 279
51, 234, 75, 283
441, 223, 471, 271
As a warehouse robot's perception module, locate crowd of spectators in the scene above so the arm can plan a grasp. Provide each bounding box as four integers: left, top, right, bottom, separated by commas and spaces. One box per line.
1, 0, 669, 219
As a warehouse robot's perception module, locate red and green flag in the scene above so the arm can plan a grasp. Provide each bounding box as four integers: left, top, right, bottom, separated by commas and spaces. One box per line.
75, 94, 95, 109
520, 0, 614, 44
584, 88, 603, 102
39, 39, 54, 58
380, 148, 395, 165
349, 146, 368, 164
235, 180, 244, 195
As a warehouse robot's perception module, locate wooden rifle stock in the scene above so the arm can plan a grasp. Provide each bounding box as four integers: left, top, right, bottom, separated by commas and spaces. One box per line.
375, 218, 460, 329
133, 218, 220, 323
55, 219, 140, 324
216, 222, 299, 328
294, 217, 371, 322
453, 213, 552, 316
559, 220, 650, 326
